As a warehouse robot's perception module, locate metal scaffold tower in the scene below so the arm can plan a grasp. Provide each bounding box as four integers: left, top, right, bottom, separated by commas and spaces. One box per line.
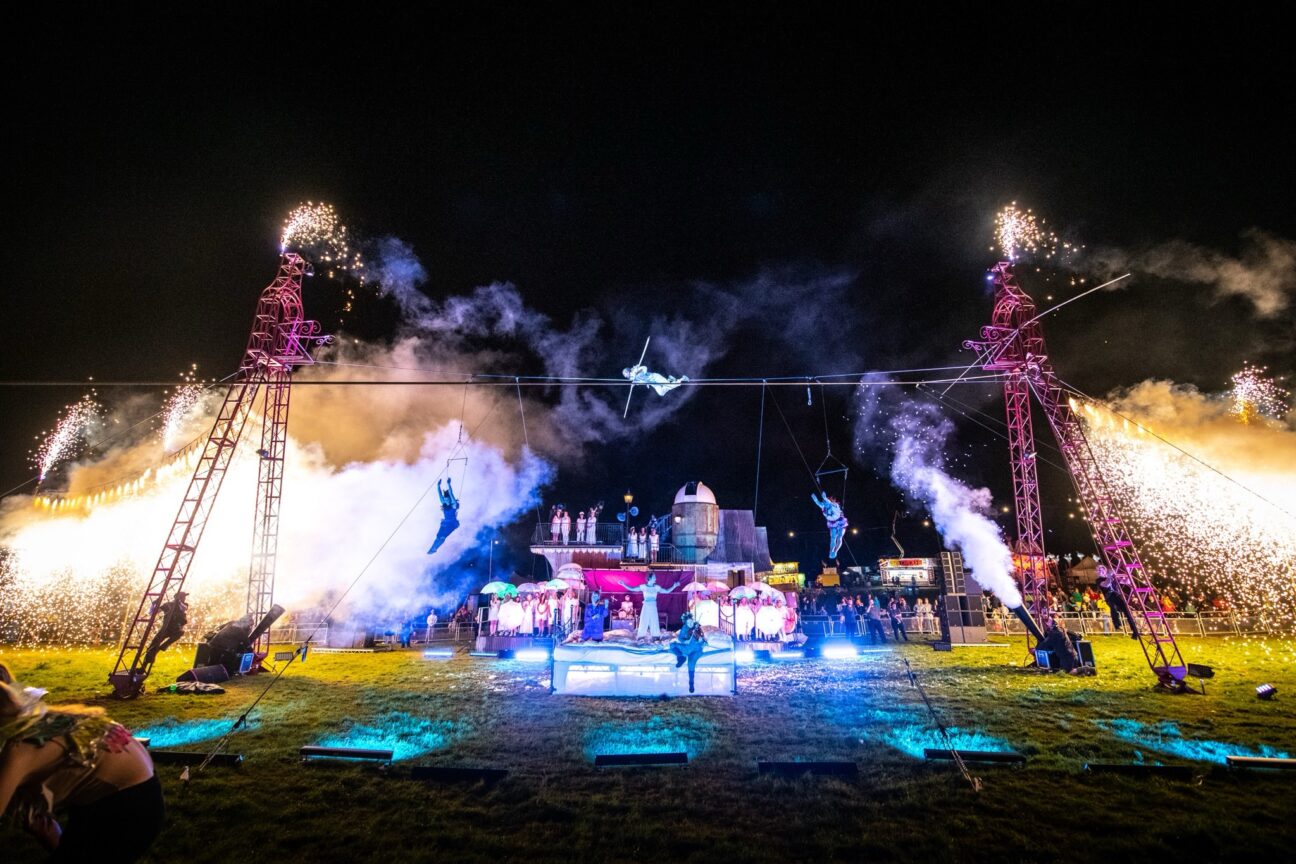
109, 254, 326, 698
965, 261, 1189, 690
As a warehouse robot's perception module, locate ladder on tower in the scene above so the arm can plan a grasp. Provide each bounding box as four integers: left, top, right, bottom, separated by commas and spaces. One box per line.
109, 254, 323, 698
966, 261, 1189, 691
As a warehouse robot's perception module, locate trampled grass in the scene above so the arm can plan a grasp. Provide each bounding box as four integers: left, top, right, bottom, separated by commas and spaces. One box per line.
3, 635, 1294, 863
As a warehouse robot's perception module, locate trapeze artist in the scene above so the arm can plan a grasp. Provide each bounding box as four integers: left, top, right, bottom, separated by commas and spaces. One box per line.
621, 336, 688, 417
811, 491, 848, 561
427, 478, 461, 555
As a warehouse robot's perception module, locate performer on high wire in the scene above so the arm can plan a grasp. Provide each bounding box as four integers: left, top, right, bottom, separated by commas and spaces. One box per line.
427, 478, 461, 555
810, 491, 848, 561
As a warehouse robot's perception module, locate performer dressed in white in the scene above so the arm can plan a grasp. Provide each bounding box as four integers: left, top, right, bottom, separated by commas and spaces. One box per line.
575, 511, 587, 545
614, 572, 679, 639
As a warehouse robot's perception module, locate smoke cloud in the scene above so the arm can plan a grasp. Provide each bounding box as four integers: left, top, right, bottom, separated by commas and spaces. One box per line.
1088, 229, 1296, 318
854, 380, 1023, 608
1, 238, 860, 643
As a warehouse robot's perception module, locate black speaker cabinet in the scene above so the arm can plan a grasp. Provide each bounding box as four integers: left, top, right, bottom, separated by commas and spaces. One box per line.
178, 664, 230, 684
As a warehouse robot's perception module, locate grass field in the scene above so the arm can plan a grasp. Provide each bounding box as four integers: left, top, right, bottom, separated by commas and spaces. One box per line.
3, 634, 1295, 863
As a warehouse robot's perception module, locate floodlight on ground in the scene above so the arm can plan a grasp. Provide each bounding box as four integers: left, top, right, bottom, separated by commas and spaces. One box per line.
1225, 755, 1296, 771
821, 644, 858, 660
422, 648, 454, 660
758, 761, 858, 777
1083, 762, 1194, 780
771, 650, 805, 661
1256, 683, 1277, 700
924, 749, 1026, 765
300, 745, 393, 762
468, 651, 498, 658
734, 648, 755, 664
594, 752, 688, 767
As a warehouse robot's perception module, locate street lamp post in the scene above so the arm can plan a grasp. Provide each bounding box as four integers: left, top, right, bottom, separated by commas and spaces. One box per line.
623, 490, 634, 556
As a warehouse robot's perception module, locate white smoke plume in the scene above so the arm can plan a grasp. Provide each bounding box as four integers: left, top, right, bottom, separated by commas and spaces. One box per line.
854, 381, 1023, 608
1087, 229, 1296, 318
1, 239, 859, 644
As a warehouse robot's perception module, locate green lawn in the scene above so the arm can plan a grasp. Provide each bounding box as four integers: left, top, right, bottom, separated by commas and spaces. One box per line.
3, 635, 1294, 863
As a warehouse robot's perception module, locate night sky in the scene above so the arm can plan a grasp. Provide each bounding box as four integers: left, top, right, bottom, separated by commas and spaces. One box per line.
3, 9, 1293, 573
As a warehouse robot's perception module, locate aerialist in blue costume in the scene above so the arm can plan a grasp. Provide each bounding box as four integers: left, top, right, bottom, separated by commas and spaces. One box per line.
811, 491, 848, 561
427, 478, 460, 555
580, 592, 610, 642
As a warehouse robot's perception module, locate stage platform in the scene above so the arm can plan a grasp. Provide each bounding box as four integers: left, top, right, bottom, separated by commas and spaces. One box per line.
475, 635, 556, 653
553, 630, 736, 697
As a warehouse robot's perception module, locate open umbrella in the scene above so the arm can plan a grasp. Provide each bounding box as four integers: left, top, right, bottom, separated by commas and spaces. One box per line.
751, 582, 782, 597
728, 585, 758, 600
705, 581, 731, 593
516, 582, 540, 593
682, 582, 711, 593
481, 581, 516, 596
544, 579, 568, 591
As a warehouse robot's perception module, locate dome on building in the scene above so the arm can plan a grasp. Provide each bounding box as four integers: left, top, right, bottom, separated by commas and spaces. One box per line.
674, 481, 717, 506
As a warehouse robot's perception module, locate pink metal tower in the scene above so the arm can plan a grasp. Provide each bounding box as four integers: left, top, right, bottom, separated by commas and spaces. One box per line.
965, 261, 1189, 690
109, 254, 325, 698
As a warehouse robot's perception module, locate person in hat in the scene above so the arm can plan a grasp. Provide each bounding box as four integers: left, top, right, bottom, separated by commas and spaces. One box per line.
580, 591, 610, 642
669, 612, 708, 693
143, 590, 189, 666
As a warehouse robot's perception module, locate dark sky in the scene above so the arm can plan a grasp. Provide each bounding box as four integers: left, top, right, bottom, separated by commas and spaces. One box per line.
3, 8, 1293, 570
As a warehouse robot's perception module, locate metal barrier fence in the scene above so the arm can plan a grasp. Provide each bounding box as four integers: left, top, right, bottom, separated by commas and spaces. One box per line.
783, 609, 1270, 639
265, 622, 476, 646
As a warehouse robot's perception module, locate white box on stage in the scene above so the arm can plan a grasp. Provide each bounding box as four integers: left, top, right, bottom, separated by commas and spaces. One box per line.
553, 635, 735, 697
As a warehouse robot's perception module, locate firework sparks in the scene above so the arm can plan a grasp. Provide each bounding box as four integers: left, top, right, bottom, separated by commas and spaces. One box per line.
1076, 397, 1296, 648
32, 394, 102, 483
280, 202, 365, 277
161, 365, 204, 452
992, 202, 1085, 267
1229, 363, 1290, 424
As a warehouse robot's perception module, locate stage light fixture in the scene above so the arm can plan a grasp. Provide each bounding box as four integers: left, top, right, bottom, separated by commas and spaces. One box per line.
468, 651, 498, 658
1256, 683, 1277, 700
924, 749, 1026, 765
734, 648, 755, 664
300, 745, 393, 762
771, 650, 805, 661
821, 644, 858, 660
1225, 755, 1296, 771
422, 648, 454, 660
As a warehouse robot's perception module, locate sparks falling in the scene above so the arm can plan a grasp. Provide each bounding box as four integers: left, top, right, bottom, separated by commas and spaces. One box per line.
33, 394, 102, 483
1076, 398, 1296, 645
280, 202, 365, 278
992, 202, 1085, 266
161, 365, 204, 452
1229, 363, 1289, 424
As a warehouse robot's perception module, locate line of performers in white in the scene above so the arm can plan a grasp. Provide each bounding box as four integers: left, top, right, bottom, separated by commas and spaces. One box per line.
547, 506, 602, 545
486, 584, 798, 642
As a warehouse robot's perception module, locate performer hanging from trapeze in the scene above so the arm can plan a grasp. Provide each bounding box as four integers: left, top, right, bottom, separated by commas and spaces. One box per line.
811, 490, 848, 561
427, 478, 461, 555
613, 572, 679, 639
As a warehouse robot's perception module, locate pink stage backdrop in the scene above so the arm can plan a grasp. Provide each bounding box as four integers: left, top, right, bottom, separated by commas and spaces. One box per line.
582, 569, 695, 628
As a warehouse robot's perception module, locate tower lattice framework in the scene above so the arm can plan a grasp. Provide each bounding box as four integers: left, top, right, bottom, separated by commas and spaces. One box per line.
965, 261, 1188, 689
109, 254, 325, 698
